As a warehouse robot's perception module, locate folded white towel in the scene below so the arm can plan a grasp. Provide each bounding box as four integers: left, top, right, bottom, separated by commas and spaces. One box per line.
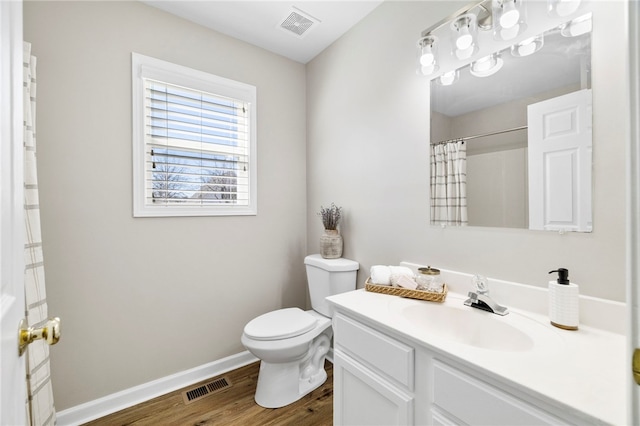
370, 265, 392, 285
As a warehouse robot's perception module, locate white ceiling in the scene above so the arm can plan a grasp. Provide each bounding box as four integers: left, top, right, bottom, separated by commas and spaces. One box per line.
141, 1, 384, 64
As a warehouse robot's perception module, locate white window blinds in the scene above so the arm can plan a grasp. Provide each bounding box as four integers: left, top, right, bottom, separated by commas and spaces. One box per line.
132, 53, 257, 217
146, 80, 249, 205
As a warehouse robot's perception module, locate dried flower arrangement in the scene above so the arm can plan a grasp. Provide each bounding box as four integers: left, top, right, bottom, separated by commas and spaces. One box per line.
318, 203, 342, 230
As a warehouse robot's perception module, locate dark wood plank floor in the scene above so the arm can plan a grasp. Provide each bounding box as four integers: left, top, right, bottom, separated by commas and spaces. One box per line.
83, 360, 333, 426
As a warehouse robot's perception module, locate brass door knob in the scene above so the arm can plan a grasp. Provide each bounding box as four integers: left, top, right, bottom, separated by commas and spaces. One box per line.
18, 317, 60, 356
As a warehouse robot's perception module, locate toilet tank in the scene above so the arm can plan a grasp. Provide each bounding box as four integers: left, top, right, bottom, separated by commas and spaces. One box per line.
304, 254, 359, 317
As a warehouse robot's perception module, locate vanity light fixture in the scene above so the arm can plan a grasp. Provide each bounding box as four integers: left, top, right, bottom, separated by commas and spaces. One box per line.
450, 14, 479, 59
492, 0, 527, 41
437, 69, 460, 86
547, 0, 582, 17
416, 35, 439, 76
470, 53, 504, 77
560, 13, 592, 37
511, 34, 544, 57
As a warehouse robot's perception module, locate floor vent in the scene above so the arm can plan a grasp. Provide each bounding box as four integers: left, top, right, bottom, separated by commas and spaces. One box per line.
182, 377, 232, 405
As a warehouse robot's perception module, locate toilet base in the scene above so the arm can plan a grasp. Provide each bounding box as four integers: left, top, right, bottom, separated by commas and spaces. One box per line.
254, 333, 331, 408
254, 358, 328, 408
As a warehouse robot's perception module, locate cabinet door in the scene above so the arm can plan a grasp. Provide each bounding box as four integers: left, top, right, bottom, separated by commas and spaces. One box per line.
433, 361, 567, 425
334, 350, 413, 426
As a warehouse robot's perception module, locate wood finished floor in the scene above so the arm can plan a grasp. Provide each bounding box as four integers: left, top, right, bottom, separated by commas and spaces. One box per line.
83, 361, 333, 426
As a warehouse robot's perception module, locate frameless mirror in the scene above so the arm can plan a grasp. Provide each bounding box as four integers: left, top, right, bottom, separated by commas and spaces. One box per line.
430, 12, 593, 232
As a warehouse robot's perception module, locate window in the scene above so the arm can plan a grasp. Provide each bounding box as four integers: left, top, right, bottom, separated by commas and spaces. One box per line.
132, 53, 257, 217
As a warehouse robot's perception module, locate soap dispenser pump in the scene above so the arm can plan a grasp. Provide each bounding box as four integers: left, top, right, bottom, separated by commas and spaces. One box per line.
548, 268, 579, 330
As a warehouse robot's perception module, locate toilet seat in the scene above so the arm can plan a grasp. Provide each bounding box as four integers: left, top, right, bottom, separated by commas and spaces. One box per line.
244, 308, 317, 341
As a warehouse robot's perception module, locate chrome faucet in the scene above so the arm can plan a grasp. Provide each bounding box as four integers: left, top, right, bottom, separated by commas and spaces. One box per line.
463, 275, 509, 316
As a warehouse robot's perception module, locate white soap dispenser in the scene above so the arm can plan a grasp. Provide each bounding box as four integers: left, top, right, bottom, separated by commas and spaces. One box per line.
548, 268, 579, 330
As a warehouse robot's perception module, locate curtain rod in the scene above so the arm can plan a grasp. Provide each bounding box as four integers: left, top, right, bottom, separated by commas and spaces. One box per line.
431, 125, 528, 145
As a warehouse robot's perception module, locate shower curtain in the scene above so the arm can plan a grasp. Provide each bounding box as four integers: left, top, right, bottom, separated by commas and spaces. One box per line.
23, 41, 56, 426
430, 140, 468, 226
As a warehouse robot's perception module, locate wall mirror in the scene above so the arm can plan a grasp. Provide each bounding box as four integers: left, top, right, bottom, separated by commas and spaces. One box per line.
424, 0, 593, 232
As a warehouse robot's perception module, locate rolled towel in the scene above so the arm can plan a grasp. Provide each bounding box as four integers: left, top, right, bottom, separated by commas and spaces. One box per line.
370, 265, 391, 285
389, 266, 415, 278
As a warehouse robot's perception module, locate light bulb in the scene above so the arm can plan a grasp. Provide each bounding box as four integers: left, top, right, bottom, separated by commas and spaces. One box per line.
561, 14, 592, 37
439, 70, 458, 86
450, 14, 477, 57
475, 56, 492, 72
456, 25, 473, 50
517, 41, 536, 56
470, 54, 503, 77
511, 35, 543, 57
420, 50, 435, 66
500, 1, 520, 28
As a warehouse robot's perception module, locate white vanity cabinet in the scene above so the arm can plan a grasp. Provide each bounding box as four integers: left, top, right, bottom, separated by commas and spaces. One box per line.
332, 310, 575, 426
333, 313, 415, 425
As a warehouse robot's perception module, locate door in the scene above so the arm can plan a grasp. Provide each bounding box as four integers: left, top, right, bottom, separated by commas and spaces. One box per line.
629, 0, 640, 423
0, 1, 27, 425
528, 89, 593, 232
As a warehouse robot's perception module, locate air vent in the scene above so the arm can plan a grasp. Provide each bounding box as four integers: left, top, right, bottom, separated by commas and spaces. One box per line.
181, 377, 232, 405
278, 7, 320, 38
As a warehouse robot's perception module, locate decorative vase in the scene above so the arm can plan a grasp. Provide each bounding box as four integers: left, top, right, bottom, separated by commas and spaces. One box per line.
320, 229, 343, 259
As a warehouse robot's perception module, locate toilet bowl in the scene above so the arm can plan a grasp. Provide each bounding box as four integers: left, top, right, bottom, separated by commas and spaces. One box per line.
241, 309, 332, 408
241, 255, 359, 408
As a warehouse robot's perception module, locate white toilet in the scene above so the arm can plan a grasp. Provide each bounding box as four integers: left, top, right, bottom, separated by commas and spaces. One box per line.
241, 254, 359, 408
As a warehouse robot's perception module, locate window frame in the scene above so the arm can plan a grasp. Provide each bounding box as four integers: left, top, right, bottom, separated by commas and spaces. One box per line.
132, 53, 257, 217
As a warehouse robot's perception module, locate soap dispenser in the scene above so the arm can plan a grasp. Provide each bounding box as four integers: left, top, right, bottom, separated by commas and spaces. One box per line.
548, 268, 579, 330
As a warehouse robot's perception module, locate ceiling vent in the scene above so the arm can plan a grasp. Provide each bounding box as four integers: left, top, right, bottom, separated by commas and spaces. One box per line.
278, 7, 320, 38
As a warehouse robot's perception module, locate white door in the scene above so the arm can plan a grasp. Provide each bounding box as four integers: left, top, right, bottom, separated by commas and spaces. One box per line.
629, 1, 640, 423
0, 1, 27, 425
528, 89, 593, 232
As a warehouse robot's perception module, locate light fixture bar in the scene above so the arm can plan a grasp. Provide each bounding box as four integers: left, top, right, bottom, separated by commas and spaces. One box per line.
420, 0, 492, 37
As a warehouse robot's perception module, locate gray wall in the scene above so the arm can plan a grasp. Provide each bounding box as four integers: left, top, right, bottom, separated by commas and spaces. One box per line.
306, 1, 628, 302
24, 1, 307, 410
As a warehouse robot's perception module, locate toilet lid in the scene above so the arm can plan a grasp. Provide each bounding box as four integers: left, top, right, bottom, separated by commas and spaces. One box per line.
244, 308, 317, 341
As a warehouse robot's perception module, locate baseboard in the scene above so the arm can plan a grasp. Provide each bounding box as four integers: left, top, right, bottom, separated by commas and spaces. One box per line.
56, 351, 258, 426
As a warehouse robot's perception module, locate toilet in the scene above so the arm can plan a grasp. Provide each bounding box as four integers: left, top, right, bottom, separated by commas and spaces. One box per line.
241, 254, 359, 408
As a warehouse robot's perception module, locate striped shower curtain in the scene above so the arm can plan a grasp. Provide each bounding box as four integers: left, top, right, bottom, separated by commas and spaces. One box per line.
23, 41, 56, 426
430, 140, 468, 226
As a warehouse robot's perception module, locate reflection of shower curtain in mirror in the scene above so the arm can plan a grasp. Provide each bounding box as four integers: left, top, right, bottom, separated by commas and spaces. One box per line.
430, 140, 468, 226
24, 41, 56, 426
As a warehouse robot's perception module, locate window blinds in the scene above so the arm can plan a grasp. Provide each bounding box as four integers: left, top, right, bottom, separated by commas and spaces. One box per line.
144, 79, 250, 206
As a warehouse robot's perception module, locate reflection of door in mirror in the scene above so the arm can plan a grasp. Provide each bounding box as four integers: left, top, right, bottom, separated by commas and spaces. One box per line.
528, 89, 593, 232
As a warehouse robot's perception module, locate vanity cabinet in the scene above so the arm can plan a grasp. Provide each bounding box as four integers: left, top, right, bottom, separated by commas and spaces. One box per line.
333, 311, 574, 426
333, 313, 415, 425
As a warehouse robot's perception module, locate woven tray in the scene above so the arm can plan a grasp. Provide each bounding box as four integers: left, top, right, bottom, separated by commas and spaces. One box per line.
365, 277, 447, 302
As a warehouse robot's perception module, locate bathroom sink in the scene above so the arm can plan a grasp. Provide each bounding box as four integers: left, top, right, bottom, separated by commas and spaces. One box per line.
389, 297, 560, 352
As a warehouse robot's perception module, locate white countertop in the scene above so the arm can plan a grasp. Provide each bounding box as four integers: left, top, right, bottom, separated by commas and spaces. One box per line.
327, 288, 626, 425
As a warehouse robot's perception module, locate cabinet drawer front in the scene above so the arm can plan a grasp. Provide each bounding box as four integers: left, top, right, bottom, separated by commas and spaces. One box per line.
433, 361, 566, 426
334, 313, 414, 389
